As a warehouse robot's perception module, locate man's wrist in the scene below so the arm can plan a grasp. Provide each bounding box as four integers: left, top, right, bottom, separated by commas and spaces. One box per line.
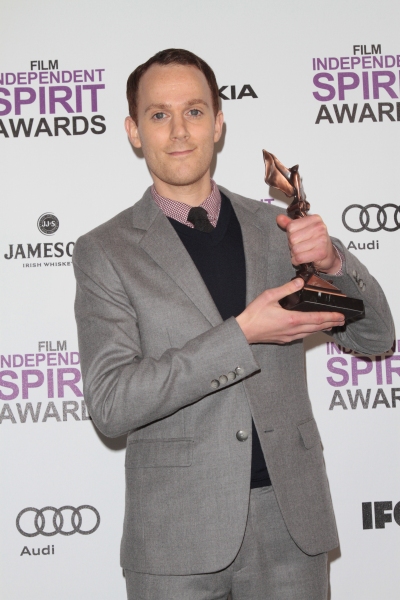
235, 313, 252, 344
319, 245, 344, 276
327, 245, 344, 276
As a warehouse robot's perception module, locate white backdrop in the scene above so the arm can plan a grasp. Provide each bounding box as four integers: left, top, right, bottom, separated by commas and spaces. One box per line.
1, 1, 399, 598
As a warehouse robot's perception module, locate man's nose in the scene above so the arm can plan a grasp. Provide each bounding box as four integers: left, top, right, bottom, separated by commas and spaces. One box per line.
170, 114, 189, 140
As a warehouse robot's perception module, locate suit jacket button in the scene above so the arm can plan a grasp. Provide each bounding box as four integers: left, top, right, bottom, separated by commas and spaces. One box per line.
235, 367, 244, 376
236, 430, 249, 441
219, 375, 228, 385
227, 371, 236, 381
211, 379, 220, 389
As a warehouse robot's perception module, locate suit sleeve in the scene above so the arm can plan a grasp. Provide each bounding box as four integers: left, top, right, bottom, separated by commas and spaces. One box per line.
321, 237, 395, 354
73, 234, 260, 438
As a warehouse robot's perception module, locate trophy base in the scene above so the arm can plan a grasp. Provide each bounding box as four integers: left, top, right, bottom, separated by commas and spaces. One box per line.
279, 288, 365, 321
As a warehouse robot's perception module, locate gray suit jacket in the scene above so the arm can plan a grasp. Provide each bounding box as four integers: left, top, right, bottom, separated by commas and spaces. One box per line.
73, 186, 394, 575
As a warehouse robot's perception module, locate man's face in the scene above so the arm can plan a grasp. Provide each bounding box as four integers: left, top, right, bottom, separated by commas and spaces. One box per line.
125, 64, 223, 191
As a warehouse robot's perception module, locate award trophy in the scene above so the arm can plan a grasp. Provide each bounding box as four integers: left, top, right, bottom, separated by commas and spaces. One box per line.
263, 150, 364, 321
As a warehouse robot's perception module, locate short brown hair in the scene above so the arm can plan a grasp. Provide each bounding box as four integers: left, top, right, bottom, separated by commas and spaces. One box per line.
126, 48, 220, 123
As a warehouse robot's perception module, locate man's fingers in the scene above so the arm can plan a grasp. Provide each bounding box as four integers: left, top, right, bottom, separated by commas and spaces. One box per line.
276, 214, 291, 230
266, 278, 304, 302
285, 214, 324, 234
306, 312, 345, 326
289, 311, 345, 330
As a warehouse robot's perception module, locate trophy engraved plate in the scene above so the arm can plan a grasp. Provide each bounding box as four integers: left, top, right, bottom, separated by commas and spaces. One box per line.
263, 150, 365, 321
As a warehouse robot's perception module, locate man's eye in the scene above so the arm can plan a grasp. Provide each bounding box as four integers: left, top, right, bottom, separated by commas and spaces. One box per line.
153, 112, 166, 120
188, 109, 201, 117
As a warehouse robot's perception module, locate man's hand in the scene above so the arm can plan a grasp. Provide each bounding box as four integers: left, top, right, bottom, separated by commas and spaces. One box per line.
276, 214, 341, 274
236, 278, 345, 344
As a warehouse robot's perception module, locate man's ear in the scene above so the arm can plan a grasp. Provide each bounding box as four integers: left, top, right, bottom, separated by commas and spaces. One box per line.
213, 111, 224, 143
125, 116, 142, 148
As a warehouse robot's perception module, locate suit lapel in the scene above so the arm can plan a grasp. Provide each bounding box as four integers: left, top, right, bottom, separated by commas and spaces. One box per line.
136, 191, 223, 327
133, 187, 270, 325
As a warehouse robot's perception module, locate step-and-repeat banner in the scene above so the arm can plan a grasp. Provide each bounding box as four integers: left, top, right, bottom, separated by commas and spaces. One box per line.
1, 1, 399, 598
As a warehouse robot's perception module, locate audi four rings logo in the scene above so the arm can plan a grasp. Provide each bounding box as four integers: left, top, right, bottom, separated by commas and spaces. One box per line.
16, 505, 100, 537
342, 204, 400, 232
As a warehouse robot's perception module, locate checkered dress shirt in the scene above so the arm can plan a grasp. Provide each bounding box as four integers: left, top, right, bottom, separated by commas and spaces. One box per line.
151, 180, 221, 228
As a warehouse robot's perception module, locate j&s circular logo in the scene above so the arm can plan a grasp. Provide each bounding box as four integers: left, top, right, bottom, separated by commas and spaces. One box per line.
37, 213, 59, 235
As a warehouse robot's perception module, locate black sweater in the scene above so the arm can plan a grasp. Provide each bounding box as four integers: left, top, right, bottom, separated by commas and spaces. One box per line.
168, 193, 271, 488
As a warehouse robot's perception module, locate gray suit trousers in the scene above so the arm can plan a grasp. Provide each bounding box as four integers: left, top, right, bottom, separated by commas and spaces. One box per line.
125, 486, 328, 600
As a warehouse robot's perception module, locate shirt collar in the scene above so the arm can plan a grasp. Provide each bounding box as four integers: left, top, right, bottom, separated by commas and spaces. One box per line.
151, 180, 221, 228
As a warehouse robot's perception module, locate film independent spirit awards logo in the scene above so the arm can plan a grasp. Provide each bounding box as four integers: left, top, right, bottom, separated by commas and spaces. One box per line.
16, 505, 100, 537
37, 212, 59, 235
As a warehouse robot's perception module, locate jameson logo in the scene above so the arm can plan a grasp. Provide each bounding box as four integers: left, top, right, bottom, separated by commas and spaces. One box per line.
4, 211, 75, 267
4, 242, 75, 266
0, 59, 106, 138
311, 44, 400, 124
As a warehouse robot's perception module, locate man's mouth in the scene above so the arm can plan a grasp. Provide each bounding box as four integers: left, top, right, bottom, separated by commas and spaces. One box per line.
167, 148, 196, 157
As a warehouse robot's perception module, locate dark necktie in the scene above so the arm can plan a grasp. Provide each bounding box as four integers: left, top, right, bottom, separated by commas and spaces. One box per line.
187, 207, 214, 232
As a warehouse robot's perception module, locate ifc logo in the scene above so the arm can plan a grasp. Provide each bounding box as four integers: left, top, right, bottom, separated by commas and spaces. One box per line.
37, 213, 59, 236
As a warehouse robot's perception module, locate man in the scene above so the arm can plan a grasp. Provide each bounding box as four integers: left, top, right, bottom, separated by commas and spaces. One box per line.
73, 49, 394, 599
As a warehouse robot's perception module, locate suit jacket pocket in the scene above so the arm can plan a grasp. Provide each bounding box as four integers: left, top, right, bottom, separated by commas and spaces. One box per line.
297, 418, 321, 450
125, 438, 194, 468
